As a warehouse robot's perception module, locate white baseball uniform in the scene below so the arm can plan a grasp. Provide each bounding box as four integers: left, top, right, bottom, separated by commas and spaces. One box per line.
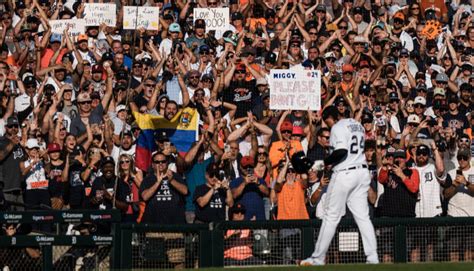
415, 163, 446, 217
303, 118, 379, 265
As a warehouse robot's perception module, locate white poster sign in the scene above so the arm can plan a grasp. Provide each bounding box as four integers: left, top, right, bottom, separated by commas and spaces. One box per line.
50, 19, 86, 37
269, 69, 321, 111
84, 3, 117, 26
123, 6, 160, 30
193, 8, 229, 31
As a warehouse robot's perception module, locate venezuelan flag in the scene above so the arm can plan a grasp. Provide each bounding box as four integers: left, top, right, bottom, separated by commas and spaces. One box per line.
133, 107, 199, 171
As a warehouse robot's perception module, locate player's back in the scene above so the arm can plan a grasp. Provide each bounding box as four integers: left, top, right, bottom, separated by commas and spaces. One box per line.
330, 118, 367, 171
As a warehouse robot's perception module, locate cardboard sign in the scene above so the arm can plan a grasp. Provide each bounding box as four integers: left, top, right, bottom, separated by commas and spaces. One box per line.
193, 8, 229, 31
50, 19, 86, 37
84, 3, 117, 26
123, 6, 160, 30
269, 69, 321, 110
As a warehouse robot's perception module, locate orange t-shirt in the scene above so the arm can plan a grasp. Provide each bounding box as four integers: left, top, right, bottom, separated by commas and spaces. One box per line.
41, 48, 68, 69
269, 140, 304, 180
224, 229, 253, 260
277, 180, 309, 220
245, 63, 262, 81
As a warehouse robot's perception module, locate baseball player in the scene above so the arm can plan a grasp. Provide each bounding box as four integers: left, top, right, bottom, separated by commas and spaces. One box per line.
301, 106, 379, 266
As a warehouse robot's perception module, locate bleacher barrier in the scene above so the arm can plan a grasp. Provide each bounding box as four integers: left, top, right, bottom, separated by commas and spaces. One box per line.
0, 210, 473, 269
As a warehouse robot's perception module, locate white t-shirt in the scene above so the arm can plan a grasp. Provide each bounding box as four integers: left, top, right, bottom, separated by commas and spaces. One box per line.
447, 166, 474, 217
330, 118, 367, 171
414, 162, 446, 217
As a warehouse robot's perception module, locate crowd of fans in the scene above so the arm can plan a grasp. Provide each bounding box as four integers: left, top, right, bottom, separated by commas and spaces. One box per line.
0, 0, 472, 265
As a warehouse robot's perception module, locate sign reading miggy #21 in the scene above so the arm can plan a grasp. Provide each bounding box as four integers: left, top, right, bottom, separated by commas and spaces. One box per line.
269, 69, 321, 111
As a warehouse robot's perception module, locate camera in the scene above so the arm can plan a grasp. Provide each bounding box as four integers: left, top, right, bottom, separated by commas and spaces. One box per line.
436, 140, 447, 152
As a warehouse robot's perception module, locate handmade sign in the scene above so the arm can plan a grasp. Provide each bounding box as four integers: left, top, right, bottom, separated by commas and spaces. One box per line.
50, 19, 86, 37
84, 3, 117, 26
269, 69, 321, 110
193, 8, 229, 31
123, 6, 159, 30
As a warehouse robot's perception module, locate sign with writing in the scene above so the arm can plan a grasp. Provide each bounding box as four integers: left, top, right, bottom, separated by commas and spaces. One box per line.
193, 8, 229, 31
50, 19, 86, 37
84, 3, 117, 26
269, 69, 321, 110
123, 6, 160, 30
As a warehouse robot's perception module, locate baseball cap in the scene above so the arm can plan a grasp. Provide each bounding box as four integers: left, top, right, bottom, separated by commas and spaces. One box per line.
457, 148, 471, 158
116, 104, 127, 112
230, 203, 246, 214
102, 52, 114, 62
90, 92, 100, 100
400, 48, 409, 56
361, 114, 373, 123
241, 156, 255, 168
324, 51, 336, 59
322, 106, 339, 121
394, 149, 406, 159
77, 34, 88, 42
256, 78, 268, 86
194, 19, 206, 29
280, 121, 293, 132
433, 87, 446, 97
23, 75, 36, 86
359, 60, 370, 69
316, 4, 326, 12
416, 83, 427, 91
435, 73, 449, 82
353, 7, 363, 14
101, 156, 115, 167
265, 52, 277, 64
77, 92, 91, 103
47, 143, 61, 153
50, 33, 62, 43
92, 64, 103, 73
26, 138, 39, 149
393, 12, 405, 21
354, 36, 367, 43
407, 114, 420, 124
416, 144, 430, 156
414, 96, 426, 106
154, 131, 169, 142
6, 117, 19, 126
168, 23, 181, 33
342, 64, 354, 73
292, 126, 304, 136
231, 12, 244, 21
199, 44, 210, 54
388, 92, 399, 101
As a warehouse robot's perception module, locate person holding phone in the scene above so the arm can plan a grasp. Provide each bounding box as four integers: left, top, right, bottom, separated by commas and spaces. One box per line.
230, 156, 269, 221
444, 148, 474, 262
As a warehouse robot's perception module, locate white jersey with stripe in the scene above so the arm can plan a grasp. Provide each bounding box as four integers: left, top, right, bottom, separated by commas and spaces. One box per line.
330, 118, 367, 171
415, 163, 445, 217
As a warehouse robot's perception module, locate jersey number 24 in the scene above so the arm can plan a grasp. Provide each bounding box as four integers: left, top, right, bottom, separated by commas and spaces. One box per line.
350, 135, 365, 154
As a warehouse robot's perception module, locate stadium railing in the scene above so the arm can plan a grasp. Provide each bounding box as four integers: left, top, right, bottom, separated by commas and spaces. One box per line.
0, 210, 473, 269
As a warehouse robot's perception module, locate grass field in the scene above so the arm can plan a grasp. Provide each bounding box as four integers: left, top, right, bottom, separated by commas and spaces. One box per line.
173, 262, 474, 271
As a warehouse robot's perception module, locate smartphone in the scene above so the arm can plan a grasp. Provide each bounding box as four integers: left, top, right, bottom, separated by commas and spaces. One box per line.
456, 169, 463, 176
246, 167, 254, 176
224, 144, 231, 153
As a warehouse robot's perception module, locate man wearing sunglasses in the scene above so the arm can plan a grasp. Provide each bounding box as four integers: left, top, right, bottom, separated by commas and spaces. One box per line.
412, 143, 448, 261
0, 117, 24, 210
444, 148, 474, 262
69, 66, 113, 142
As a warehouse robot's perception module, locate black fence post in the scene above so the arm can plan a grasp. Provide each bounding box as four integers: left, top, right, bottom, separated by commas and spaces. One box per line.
199, 229, 213, 267
41, 245, 53, 271
301, 227, 315, 259
110, 223, 121, 269
394, 224, 407, 263
211, 228, 224, 267
120, 227, 133, 269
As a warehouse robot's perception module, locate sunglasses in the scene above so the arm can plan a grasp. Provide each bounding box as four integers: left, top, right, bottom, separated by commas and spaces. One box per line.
343, 71, 353, 75
6, 125, 18, 129
200, 51, 210, 55
316, 10, 326, 13
400, 55, 409, 58
309, 32, 318, 35
120, 160, 130, 164
326, 58, 336, 63
153, 159, 167, 164
457, 155, 470, 161
416, 151, 429, 157
235, 70, 246, 74
290, 44, 300, 48
459, 138, 470, 144
411, 6, 419, 10
207, 1, 218, 5
258, 152, 267, 156
145, 84, 155, 87
406, 103, 414, 107
414, 104, 425, 108
189, 76, 200, 79
281, 130, 292, 134
338, 26, 348, 29
79, 101, 92, 105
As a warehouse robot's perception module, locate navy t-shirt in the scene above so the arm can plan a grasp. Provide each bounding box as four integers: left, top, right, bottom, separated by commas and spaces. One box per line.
193, 184, 227, 223
139, 172, 187, 224
230, 177, 266, 221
